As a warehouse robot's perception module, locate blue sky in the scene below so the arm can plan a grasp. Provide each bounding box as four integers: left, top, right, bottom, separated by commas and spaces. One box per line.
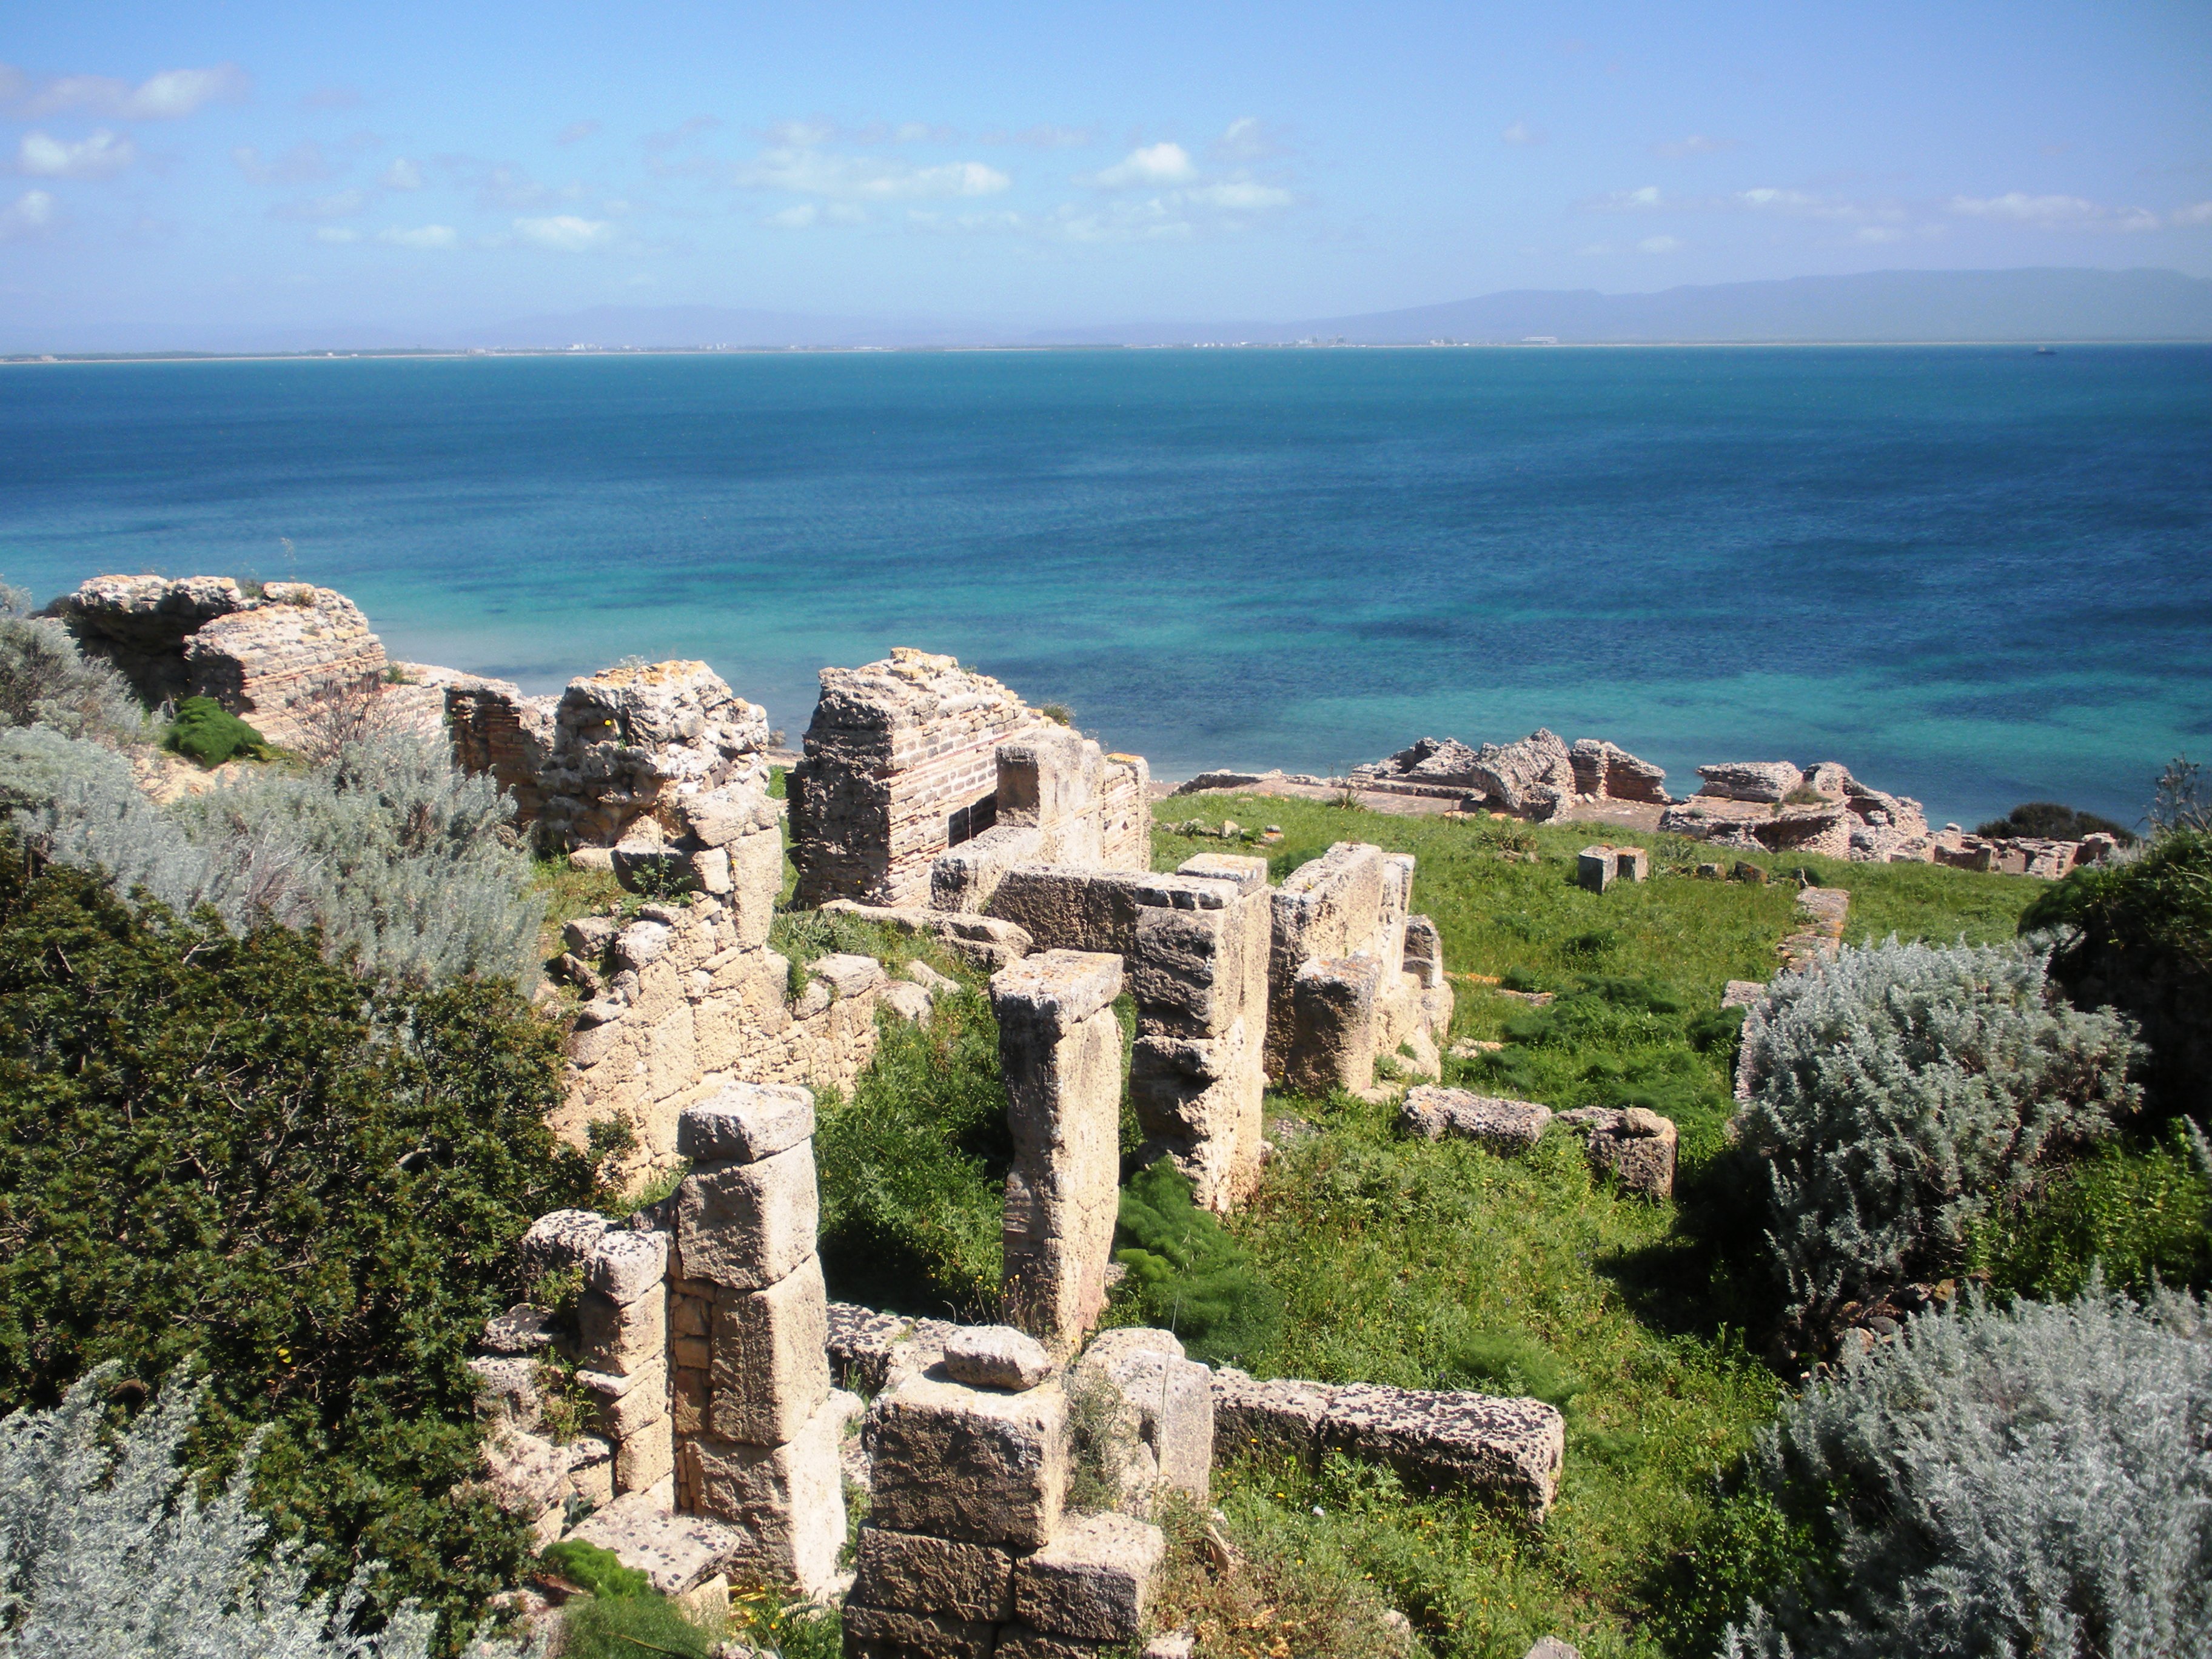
4, 1, 2210, 341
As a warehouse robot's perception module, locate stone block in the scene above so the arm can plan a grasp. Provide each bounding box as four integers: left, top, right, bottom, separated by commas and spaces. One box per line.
565, 1435, 615, 1508
580, 1359, 668, 1441
881, 980, 934, 1023
1283, 955, 1382, 1096
1697, 761, 1803, 803
578, 1282, 668, 1377
725, 826, 785, 949
584, 1228, 670, 1304
684, 1388, 850, 1595
865, 1369, 1070, 1549
678, 1082, 816, 1165
520, 1208, 612, 1276
615, 1413, 675, 1493
1577, 846, 1617, 894
1402, 913, 1445, 990
943, 1324, 1056, 1392
1073, 1328, 1213, 1511
1013, 1510, 1166, 1641
710, 1253, 833, 1444
671, 1572, 730, 1627
1398, 1087, 1552, 1153
994, 1624, 1116, 1658
1175, 851, 1270, 893
1567, 1106, 1679, 1199
840, 1602, 999, 1659
672, 1363, 709, 1435
1319, 1383, 1564, 1518
1614, 845, 1649, 881
1210, 1367, 1333, 1461
468, 1355, 543, 1430
561, 1487, 743, 1596
850, 1527, 1016, 1622
675, 1140, 819, 1290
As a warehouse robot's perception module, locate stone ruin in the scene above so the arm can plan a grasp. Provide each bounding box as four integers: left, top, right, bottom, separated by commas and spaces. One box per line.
788, 649, 1150, 910
1352, 729, 1670, 818
46, 574, 390, 748
1575, 844, 1650, 893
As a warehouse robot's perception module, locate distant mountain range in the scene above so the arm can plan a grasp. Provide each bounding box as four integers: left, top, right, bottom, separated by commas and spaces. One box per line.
16, 267, 2212, 356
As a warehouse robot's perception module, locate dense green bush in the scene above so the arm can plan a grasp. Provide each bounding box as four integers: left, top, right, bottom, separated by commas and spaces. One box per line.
1969, 1115, 2212, 1299
2026, 828, 2212, 1119
1111, 1159, 1282, 1366
164, 692, 275, 766
1724, 1285, 2212, 1658
0, 588, 149, 748
0, 844, 602, 1641
1735, 937, 2139, 1329
0, 726, 543, 985
1972, 800, 2131, 842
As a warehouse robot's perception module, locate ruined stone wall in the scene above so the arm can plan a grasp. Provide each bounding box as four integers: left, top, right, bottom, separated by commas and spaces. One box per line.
446, 675, 555, 823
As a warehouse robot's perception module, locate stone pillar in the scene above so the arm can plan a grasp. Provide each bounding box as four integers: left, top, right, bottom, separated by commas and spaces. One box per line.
670, 1083, 846, 1595
1577, 846, 1617, 894
991, 950, 1126, 1356
575, 1228, 676, 1498
1283, 956, 1383, 1097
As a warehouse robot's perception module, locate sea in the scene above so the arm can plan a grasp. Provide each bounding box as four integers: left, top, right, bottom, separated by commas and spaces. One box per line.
3, 344, 2208, 828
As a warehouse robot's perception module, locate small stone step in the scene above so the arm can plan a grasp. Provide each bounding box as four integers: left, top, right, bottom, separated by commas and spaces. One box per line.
561, 1489, 744, 1596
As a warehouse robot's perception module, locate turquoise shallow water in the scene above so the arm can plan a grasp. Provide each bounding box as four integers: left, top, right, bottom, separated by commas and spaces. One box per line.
2, 346, 2207, 826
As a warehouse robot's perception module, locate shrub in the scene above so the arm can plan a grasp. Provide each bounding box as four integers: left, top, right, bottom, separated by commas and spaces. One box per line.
165, 693, 275, 766
1724, 1284, 2212, 1658
1734, 936, 2139, 1328
1973, 800, 2133, 843
0, 1367, 486, 1658
0, 845, 602, 1640
0, 603, 150, 748
1969, 1116, 2212, 1299
2025, 828, 2212, 1119
1111, 1159, 1282, 1366
0, 725, 216, 911
536, 1538, 649, 1599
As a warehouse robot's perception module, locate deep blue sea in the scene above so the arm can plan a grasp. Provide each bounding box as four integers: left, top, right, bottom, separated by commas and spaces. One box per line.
3, 346, 2208, 826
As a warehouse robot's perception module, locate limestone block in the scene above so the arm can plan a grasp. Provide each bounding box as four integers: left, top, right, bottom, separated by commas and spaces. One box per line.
826, 1302, 964, 1395
1128, 904, 1236, 1030
994, 1624, 1116, 1658
585, 1229, 670, 1304
850, 1527, 1016, 1622
678, 1082, 816, 1165
1563, 1106, 1679, 1199
809, 951, 885, 999
1398, 1088, 1553, 1153
671, 1290, 712, 1339
1403, 913, 1445, 990
994, 952, 1126, 1353
840, 1603, 999, 1659
672, 1572, 731, 1628
1175, 851, 1270, 893
468, 1355, 543, 1430
1526, 1641, 1584, 1659
481, 1303, 555, 1355
578, 1283, 668, 1377
581, 1359, 669, 1441
676, 1141, 819, 1291
562, 1487, 743, 1596
520, 1208, 612, 1276
865, 1369, 1070, 1548
1614, 845, 1649, 882
481, 1427, 572, 1517
565, 1435, 615, 1508
1577, 846, 1617, 894
672, 1362, 709, 1435
880, 980, 934, 1024
710, 1254, 832, 1444
684, 1389, 849, 1594
1013, 1510, 1167, 1641
565, 916, 619, 957
931, 821, 1046, 913
1209, 1368, 1334, 1461
943, 1324, 1056, 1392
1073, 1328, 1213, 1510
1696, 761, 1803, 803
615, 1413, 675, 1493
905, 959, 961, 997
726, 827, 784, 949
1319, 1383, 1565, 1518
1284, 956, 1382, 1097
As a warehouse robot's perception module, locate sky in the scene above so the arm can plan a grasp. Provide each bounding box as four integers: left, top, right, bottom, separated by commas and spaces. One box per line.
3, 1, 2211, 343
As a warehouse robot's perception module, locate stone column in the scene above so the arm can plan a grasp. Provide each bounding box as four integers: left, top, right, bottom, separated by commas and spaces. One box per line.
575, 1228, 675, 1498
669, 1083, 846, 1595
991, 950, 1126, 1356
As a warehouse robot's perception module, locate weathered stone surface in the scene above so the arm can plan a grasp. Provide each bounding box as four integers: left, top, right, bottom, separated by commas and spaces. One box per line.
580, 1358, 669, 1441
840, 1602, 999, 1659
986, 866, 1239, 957
679, 783, 780, 848
565, 1435, 615, 1508
1402, 914, 1445, 990
850, 1527, 1016, 1622
1577, 846, 1617, 894
709, 1254, 833, 1444
865, 1369, 1070, 1549
481, 1303, 555, 1355
994, 953, 1126, 1353
685, 1388, 850, 1594
1696, 761, 1803, 803
1465, 729, 1575, 818
1175, 851, 1270, 893
1071, 1328, 1213, 1513
825, 1302, 964, 1395
563, 1487, 743, 1596
1208, 1369, 1333, 1460
1560, 1106, 1679, 1199
468, 1355, 543, 1429
615, 1413, 675, 1492
520, 1208, 612, 1276
994, 1627, 1115, 1659
1012, 1510, 1166, 1641
1569, 739, 1669, 804
943, 1324, 1056, 1392
585, 1229, 670, 1305
880, 980, 935, 1024
905, 959, 962, 997
579, 1282, 668, 1377
677, 1082, 816, 1166
481, 1427, 572, 1516
1398, 1087, 1553, 1152
1524, 1640, 1584, 1659
1320, 1384, 1566, 1518
676, 1141, 820, 1291
1283, 955, 1382, 1096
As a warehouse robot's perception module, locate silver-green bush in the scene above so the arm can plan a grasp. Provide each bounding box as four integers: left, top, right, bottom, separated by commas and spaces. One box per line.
1724, 1284, 2212, 1659
1736, 937, 2138, 1324
0, 728, 541, 986
0, 589, 150, 748
0, 1368, 446, 1658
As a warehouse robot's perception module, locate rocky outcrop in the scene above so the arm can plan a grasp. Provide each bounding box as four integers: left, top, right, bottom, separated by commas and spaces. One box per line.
1557, 1107, 1678, 1199
49, 574, 387, 745
1356, 731, 1669, 814
1398, 1087, 1552, 1152
1568, 739, 1669, 804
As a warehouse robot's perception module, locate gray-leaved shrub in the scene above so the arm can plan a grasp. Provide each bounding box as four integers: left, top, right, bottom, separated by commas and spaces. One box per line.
0, 588, 150, 748
1724, 1284, 2212, 1659
0, 727, 541, 985
1736, 936, 2137, 1324
0, 1367, 472, 1659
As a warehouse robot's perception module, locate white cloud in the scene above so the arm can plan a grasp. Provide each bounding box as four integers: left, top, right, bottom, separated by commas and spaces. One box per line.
556, 120, 601, 145
381, 157, 423, 190
1854, 225, 1906, 244
13, 62, 248, 119
1184, 181, 1293, 211
762, 119, 834, 148
379, 223, 458, 249
1655, 134, 1737, 158
0, 188, 55, 238
2172, 201, 2212, 227
1087, 142, 1196, 188
735, 147, 1010, 201
1638, 234, 1681, 253
315, 226, 361, 243
1586, 184, 1664, 211
1947, 192, 2163, 231
232, 142, 330, 184
514, 213, 615, 250
766, 203, 817, 228
892, 122, 953, 144
982, 124, 1094, 149
19, 129, 135, 179
276, 187, 367, 220
1501, 121, 1542, 147
1213, 117, 1279, 160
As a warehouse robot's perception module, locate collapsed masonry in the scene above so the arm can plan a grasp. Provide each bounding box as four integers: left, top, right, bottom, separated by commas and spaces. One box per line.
1352, 730, 1669, 817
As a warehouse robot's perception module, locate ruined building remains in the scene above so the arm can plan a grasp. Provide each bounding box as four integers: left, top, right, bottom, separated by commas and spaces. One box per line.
1353, 729, 1671, 817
